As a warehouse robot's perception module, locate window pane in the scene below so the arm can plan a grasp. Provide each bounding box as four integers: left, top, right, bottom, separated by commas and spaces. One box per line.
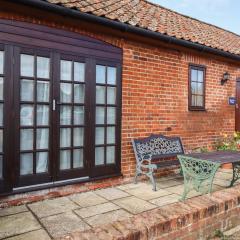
96, 65, 105, 84
73, 149, 83, 168
191, 81, 197, 95
60, 83, 72, 103
191, 69, 198, 82
198, 70, 204, 82
20, 153, 33, 175
36, 128, 49, 149
37, 81, 49, 102
0, 155, 2, 178
0, 78, 3, 101
0, 130, 3, 152
197, 82, 203, 95
107, 127, 115, 144
74, 84, 85, 103
74, 106, 84, 125
61, 60, 72, 81
95, 147, 104, 165
60, 106, 72, 125
95, 127, 104, 145
60, 128, 71, 147
37, 105, 49, 126
96, 107, 105, 124
36, 152, 48, 173
73, 128, 84, 147
37, 56, 50, 79
106, 146, 115, 164
21, 80, 34, 101
0, 104, 3, 127
107, 67, 116, 85
191, 95, 196, 106
107, 107, 116, 124
0, 51, 3, 74
20, 129, 33, 150
107, 87, 116, 104
21, 54, 34, 77
96, 86, 105, 104
20, 105, 34, 126
74, 62, 85, 82
60, 150, 71, 170
196, 96, 203, 107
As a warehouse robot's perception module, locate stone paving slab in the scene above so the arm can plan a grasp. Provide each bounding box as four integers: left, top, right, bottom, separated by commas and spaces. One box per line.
85, 209, 132, 227
165, 184, 184, 194
6, 229, 51, 240
125, 185, 171, 200
213, 178, 231, 187
150, 194, 180, 206
69, 191, 107, 207
40, 211, 90, 239
0, 212, 41, 239
155, 174, 182, 181
0, 170, 238, 240
28, 196, 79, 219
155, 179, 183, 188
74, 202, 120, 218
113, 196, 157, 214
117, 182, 149, 191
0, 205, 28, 217
95, 187, 130, 200
215, 172, 232, 178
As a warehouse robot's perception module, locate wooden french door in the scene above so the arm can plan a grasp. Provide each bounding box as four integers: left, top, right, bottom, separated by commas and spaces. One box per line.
11, 47, 121, 189
13, 48, 90, 187
55, 54, 88, 181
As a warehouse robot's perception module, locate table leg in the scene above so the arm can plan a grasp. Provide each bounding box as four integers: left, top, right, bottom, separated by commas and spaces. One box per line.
229, 162, 240, 187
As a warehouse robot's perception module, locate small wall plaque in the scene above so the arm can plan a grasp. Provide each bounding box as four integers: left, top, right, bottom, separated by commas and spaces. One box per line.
229, 97, 237, 105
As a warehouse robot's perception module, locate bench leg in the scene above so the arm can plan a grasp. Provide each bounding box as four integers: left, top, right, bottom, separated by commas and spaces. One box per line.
134, 164, 142, 184
134, 172, 140, 184
148, 170, 156, 191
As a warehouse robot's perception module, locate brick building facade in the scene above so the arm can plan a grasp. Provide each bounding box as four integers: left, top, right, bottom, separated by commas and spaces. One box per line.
0, 0, 240, 203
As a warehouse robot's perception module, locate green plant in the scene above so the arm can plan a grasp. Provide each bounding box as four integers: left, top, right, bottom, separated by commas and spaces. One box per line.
216, 132, 240, 151
214, 229, 224, 238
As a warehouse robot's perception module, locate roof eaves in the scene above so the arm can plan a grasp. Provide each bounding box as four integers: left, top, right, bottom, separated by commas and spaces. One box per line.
9, 0, 240, 62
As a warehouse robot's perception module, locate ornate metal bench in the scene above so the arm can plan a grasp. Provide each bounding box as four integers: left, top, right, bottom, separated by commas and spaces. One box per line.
132, 134, 184, 191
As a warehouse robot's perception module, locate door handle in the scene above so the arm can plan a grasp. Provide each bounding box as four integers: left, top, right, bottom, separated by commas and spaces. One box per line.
53, 99, 56, 111
52, 99, 62, 111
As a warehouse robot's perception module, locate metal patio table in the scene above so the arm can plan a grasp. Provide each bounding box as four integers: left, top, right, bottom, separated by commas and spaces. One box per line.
177, 151, 240, 200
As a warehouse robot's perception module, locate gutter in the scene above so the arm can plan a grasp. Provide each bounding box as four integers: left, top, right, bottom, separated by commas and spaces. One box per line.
10, 0, 240, 62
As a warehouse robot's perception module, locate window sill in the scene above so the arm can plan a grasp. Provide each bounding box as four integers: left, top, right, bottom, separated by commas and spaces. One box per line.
188, 107, 206, 112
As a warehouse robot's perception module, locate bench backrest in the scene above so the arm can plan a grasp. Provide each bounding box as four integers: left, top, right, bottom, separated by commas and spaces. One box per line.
132, 134, 184, 162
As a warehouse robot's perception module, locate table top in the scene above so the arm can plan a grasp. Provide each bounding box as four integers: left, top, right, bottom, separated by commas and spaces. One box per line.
184, 150, 240, 164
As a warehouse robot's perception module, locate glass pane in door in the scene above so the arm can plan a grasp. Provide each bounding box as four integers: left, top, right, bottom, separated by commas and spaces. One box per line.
59, 59, 85, 171
95, 65, 117, 166
19, 53, 50, 176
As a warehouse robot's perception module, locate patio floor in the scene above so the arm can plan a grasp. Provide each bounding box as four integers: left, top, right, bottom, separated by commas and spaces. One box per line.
0, 168, 237, 239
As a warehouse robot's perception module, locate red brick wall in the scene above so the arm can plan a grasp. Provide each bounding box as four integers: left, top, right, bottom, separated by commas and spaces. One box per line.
58, 186, 240, 240
1, 3, 240, 181
122, 42, 239, 177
